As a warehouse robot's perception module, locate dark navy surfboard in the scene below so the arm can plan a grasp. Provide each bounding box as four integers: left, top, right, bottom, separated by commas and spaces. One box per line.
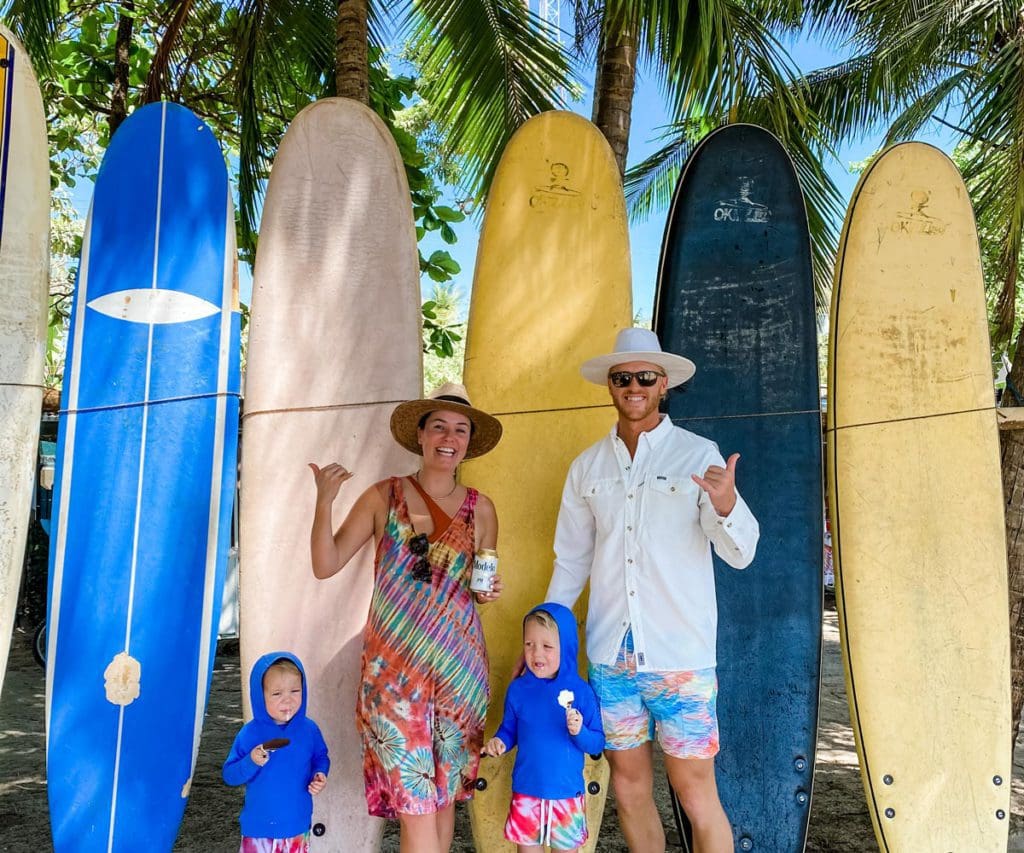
46, 102, 240, 852
653, 123, 822, 853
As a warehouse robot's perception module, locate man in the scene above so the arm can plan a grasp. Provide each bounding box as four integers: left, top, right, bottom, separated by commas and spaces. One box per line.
546, 327, 759, 853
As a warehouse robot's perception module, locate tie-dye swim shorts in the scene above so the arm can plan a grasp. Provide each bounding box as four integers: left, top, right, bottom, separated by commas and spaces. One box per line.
504, 792, 588, 850
588, 629, 719, 759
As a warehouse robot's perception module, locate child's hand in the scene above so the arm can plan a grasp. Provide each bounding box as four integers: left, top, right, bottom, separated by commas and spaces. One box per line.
250, 745, 269, 767
566, 708, 582, 736
482, 737, 506, 757
308, 772, 328, 795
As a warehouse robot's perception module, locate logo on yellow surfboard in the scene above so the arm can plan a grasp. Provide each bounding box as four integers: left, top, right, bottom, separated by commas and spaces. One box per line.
892, 190, 948, 236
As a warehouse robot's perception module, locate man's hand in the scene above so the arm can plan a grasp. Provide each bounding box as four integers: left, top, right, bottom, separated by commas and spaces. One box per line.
691, 452, 740, 517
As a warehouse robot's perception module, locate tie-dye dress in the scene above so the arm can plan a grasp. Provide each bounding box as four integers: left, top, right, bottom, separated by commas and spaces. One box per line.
357, 477, 489, 818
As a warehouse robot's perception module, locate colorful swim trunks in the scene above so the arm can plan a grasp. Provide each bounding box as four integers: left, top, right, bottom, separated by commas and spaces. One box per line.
504, 792, 588, 850
588, 629, 719, 759
239, 831, 310, 853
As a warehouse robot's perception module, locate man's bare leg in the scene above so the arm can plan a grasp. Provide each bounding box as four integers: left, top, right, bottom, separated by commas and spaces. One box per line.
664, 754, 732, 853
606, 743, 666, 852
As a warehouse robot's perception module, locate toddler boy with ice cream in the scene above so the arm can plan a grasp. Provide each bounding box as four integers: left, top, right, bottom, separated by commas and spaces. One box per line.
483, 602, 604, 852
223, 652, 329, 852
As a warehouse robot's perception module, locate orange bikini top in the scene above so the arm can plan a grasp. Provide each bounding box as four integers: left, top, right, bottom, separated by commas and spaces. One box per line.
406, 475, 454, 543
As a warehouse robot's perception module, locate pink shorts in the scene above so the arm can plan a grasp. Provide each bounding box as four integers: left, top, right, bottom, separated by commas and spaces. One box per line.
239, 832, 309, 853
504, 792, 588, 850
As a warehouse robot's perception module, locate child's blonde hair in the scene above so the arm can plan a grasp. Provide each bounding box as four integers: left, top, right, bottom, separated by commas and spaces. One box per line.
264, 657, 302, 685
523, 609, 558, 635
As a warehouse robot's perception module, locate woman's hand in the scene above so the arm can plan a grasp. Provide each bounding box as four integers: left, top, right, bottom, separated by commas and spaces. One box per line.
308, 462, 354, 506
474, 573, 503, 605
482, 737, 506, 757
308, 772, 328, 795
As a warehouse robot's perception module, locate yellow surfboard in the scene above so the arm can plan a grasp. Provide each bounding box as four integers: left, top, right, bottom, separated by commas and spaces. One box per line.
462, 110, 631, 852
826, 142, 1010, 851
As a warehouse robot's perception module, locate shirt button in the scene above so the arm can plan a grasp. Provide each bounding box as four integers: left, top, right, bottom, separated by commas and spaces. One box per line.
627, 558, 633, 564
670, 486, 676, 492
627, 493, 634, 499
627, 525, 633, 532
629, 591, 635, 596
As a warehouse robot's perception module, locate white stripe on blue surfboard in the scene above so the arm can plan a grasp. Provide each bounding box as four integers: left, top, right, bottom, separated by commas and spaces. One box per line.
107, 100, 166, 853
45, 199, 95, 739
187, 184, 235, 794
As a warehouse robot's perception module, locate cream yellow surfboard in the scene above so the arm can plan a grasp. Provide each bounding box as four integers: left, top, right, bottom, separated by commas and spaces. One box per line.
826, 142, 1010, 851
463, 110, 631, 852
240, 98, 421, 851
0, 25, 48, 697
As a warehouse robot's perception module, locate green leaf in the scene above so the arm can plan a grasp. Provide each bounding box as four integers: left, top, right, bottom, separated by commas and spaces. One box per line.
432, 205, 465, 223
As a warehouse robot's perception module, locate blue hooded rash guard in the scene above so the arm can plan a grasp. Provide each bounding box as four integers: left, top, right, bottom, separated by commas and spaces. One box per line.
492, 602, 605, 799
223, 651, 330, 838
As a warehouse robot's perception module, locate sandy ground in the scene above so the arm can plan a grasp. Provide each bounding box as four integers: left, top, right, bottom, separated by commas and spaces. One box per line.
2, 598, 1023, 852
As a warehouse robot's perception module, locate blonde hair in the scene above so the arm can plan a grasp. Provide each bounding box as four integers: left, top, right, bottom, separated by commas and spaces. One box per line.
523, 609, 558, 635
264, 657, 302, 685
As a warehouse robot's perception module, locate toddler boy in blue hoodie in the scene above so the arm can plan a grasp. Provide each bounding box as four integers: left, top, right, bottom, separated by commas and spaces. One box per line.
483, 602, 604, 852
224, 652, 330, 852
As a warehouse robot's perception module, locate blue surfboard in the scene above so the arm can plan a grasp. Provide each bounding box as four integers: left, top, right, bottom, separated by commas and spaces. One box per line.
46, 101, 240, 852
654, 123, 822, 853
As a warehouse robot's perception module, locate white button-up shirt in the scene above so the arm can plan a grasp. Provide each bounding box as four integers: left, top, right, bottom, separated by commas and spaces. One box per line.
546, 415, 759, 671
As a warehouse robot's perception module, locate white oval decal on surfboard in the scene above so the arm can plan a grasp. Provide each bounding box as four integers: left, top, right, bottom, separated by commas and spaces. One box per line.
87, 288, 219, 324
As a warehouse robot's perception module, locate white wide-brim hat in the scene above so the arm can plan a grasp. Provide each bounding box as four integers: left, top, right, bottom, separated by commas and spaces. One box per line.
390, 382, 503, 460
580, 327, 696, 388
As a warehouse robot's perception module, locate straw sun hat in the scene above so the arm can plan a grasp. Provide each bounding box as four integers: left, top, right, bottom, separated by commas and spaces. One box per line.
390, 383, 502, 460
580, 327, 696, 389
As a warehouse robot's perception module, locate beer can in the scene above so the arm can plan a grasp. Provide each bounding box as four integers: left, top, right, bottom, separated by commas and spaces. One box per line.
470, 549, 498, 593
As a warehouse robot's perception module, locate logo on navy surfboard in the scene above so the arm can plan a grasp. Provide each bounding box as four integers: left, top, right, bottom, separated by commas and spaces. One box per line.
714, 177, 770, 223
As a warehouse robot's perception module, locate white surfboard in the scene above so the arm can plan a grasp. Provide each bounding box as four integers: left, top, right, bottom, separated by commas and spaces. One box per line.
240, 97, 422, 851
0, 24, 50, 696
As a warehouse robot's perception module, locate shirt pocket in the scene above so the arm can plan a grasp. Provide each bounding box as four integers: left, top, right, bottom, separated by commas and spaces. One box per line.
581, 477, 622, 536
644, 475, 696, 531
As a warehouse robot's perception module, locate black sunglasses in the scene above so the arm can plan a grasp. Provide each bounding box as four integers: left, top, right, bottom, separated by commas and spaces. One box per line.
409, 532, 432, 582
608, 369, 666, 388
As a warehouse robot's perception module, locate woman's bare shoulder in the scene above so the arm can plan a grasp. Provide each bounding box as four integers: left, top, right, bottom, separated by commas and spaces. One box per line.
474, 491, 497, 519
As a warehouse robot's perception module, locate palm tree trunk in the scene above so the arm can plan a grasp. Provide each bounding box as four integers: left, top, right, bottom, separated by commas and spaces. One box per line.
335, 0, 368, 104
109, 0, 135, 137
591, 9, 637, 179
1004, 335, 1024, 745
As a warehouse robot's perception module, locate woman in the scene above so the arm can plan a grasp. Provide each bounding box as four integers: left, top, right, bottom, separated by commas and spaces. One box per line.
309, 382, 503, 853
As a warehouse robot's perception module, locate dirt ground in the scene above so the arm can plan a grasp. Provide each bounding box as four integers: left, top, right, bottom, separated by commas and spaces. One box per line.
2, 596, 1023, 852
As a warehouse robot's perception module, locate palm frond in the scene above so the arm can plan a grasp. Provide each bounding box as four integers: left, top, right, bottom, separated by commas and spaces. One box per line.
405, 0, 576, 203
230, 0, 333, 253
0, 0, 62, 68
143, 0, 198, 103
622, 122, 698, 223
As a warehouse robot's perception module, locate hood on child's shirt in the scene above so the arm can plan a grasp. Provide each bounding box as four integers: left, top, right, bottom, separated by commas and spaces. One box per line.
526, 601, 582, 690
248, 650, 309, 725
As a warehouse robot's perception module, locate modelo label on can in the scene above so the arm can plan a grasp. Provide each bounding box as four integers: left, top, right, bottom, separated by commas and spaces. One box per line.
470, 549, 498, 593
